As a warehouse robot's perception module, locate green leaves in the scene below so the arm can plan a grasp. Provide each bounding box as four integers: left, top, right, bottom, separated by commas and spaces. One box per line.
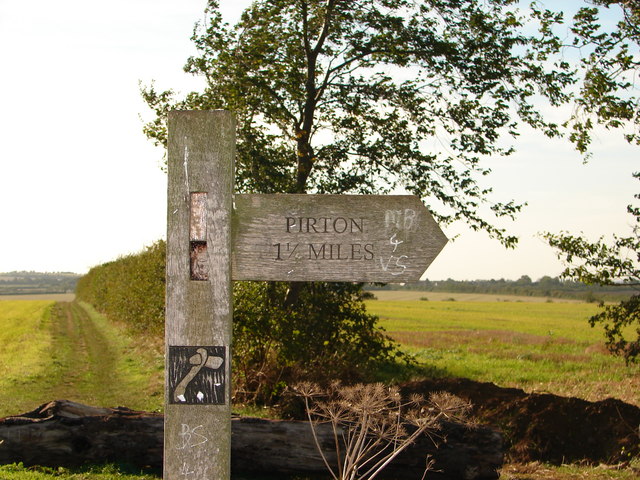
565, 1, 640, 153
75, 241, 166, 335
142, 0, 590, 245
544, 171, 640, 363
542, 1, 639, 363
232, 281, 405, 403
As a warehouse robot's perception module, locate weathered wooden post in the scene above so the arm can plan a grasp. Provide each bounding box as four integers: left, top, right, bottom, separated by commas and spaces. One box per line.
165, 110, 235, 480
165, 110, 448, 480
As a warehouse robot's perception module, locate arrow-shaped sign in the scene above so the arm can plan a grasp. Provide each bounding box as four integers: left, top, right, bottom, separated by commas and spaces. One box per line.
231, 194, 447, 282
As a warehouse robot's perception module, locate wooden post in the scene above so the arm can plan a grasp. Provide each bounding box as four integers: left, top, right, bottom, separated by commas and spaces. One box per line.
165, 111, 235, 480
163, 110, 447, 480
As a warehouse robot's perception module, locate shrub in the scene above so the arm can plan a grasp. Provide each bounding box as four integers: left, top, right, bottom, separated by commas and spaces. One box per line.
233, 281, 407, 404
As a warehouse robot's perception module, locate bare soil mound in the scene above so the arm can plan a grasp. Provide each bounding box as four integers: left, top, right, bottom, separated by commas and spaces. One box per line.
401, 378, 640, 465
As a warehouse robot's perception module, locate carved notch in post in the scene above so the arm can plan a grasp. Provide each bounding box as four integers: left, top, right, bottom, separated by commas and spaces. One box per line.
190, 192, 208, 281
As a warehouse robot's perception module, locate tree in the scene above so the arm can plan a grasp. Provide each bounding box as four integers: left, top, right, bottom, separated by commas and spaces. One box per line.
563, 0, 639, 153
141, 0, 583, 392
545, 214, 640, 362
544, 0, 639, 362
515, 274, 532, 286
143, 0, 575, 244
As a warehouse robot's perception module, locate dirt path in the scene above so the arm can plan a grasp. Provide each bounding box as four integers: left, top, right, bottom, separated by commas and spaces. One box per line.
38, 301, 164, 411
48, 302, 121, 406
0, 300, 162, 418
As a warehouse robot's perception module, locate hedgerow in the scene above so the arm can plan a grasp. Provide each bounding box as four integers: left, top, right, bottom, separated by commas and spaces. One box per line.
76, 240, 406, 404
75, 241, 165, 334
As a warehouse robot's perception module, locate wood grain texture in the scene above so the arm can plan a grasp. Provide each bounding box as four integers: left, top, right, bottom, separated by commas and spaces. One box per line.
166, 110, 235, 480
232, 194, 448, 282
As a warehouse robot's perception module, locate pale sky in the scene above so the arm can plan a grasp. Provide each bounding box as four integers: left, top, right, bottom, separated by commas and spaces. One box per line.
0, 0, 637, 281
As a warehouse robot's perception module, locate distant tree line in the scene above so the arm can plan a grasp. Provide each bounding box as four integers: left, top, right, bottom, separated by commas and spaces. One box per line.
0, 271, 80, 295
369, 276, 636, 302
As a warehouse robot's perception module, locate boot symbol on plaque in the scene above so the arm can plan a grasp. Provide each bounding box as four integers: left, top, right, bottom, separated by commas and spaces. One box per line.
169, 346, 225, 404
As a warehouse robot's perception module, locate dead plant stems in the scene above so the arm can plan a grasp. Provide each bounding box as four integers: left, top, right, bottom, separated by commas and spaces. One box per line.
293, 382, 471, 480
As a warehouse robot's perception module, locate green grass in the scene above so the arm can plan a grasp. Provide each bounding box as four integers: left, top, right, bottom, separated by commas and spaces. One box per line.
0, 464, 314, 480
0, 300, 163, 418
1, 296, 638, 480
368, 299, 603, 339
0, 464, 158, 480
366, 299, 640, 405
501, 460, 640, 480
0, 300, 58, 415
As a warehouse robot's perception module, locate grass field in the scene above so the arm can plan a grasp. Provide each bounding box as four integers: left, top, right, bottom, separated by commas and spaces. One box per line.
0, 300, 163, 419
365, 295, 640, 406
0, 293, 76, 302
0, 300, 57, 416
1, 296, 638, 480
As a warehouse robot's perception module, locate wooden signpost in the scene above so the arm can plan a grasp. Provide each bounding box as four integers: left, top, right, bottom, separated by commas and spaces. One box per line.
165, 111, 447, 480
232, 194, 446, 282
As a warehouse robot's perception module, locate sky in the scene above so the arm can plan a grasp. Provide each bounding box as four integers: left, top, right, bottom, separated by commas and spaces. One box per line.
0, 0, 637, 281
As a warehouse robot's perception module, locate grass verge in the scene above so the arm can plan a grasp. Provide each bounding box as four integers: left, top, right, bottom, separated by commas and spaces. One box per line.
0, 464, 158, 480
501, 460, 640, 480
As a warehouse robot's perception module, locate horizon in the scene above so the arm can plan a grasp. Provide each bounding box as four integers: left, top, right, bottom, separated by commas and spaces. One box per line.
0, 269, 626, 285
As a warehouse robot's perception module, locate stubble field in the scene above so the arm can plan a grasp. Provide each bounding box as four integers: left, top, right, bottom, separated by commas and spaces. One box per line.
365, 292, 639, 406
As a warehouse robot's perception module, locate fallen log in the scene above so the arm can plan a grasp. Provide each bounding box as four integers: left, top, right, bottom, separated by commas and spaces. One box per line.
0, 400, 503, 479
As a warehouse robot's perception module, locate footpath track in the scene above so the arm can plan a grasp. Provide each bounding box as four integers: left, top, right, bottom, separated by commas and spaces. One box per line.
47, 301, 163, 411
0, 300, 163, 418
48, 302, 120, 406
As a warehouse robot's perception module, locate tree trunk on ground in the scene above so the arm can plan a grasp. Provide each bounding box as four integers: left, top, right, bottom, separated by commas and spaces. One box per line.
0, 400, 503, 479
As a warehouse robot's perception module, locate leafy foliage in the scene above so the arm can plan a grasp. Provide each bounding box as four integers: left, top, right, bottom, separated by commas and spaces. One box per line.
563, 0, 639, 153
544, 2, 639, 363
588, 296, 640, 361
233, 281, 406, 403
75, 241, 166, 335
142, 0, 581, 246
545, 191, 640, 363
